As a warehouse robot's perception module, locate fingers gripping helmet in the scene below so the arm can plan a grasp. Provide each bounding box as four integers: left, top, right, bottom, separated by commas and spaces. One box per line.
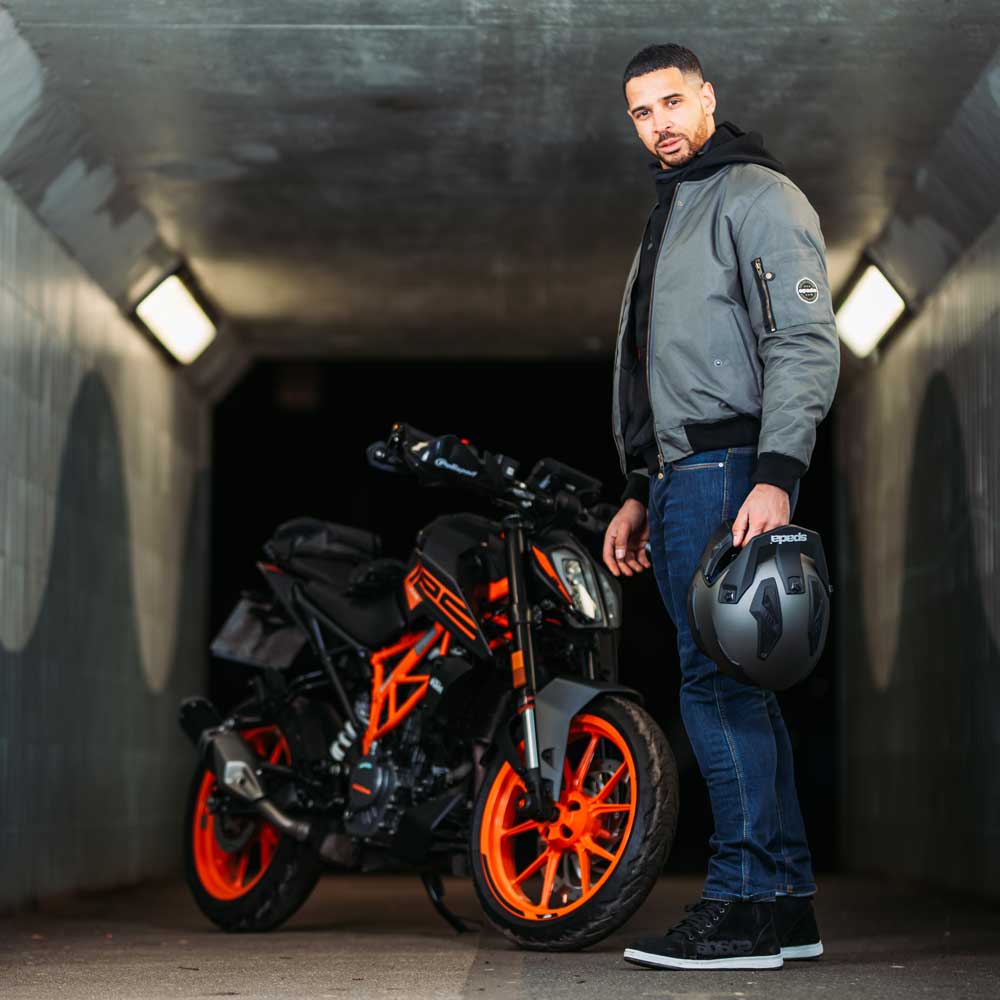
687, 521, 833, 691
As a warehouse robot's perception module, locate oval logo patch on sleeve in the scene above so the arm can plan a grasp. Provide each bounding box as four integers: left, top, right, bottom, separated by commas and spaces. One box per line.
796, 277, 819, 303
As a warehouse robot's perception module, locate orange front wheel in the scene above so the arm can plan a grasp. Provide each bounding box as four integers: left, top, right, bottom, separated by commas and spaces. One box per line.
471, 695, 678, 951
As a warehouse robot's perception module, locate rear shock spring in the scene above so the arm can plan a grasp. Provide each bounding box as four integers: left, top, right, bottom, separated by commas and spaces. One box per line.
329, 721, 357, 763
329, 693, 371, 763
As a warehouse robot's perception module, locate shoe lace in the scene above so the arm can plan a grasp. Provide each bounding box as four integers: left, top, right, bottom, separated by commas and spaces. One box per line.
670, 899, 731, 940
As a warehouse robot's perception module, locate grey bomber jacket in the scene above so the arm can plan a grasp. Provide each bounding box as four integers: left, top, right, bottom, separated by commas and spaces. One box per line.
612, 155, 841, 500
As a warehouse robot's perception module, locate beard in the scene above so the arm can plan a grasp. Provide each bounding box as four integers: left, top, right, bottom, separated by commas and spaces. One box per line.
656, 114, 712, 168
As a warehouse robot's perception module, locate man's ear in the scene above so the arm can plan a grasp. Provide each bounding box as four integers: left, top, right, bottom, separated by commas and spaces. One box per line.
700, 80, 717, 117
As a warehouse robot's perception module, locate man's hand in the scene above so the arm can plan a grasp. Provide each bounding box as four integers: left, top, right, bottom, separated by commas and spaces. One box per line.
731, 483, 790, 547
602, 499, 652, 577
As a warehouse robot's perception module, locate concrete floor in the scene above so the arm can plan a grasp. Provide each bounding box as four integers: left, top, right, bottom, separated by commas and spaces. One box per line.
1, 874, 998, 999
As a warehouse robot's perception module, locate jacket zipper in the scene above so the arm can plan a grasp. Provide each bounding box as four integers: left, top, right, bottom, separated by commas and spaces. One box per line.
612, 208, 655, 477
647, 185, 680, 479
752, 257, 777, 333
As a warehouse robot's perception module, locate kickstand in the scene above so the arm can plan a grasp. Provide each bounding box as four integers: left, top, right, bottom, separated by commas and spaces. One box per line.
420, 870, 474, 934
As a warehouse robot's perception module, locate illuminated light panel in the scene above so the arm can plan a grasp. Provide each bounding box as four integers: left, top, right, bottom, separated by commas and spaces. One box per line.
835, 264, 906, 358
135, 275, 216, 364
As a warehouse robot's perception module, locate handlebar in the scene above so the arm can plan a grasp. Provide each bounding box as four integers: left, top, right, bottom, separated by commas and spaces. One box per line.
367, 423, 612, 535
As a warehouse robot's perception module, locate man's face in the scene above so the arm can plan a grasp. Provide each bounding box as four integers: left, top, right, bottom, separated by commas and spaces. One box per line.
624, 67, 717, 169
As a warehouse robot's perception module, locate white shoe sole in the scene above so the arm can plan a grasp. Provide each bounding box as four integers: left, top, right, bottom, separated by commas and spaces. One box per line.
781, 941, 824, 959
623, 948, 784, 970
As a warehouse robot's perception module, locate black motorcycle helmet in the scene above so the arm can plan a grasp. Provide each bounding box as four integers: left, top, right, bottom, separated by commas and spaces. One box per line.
686, 521, 833, 690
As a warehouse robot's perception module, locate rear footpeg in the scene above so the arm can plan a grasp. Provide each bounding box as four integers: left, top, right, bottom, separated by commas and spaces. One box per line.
178, 696, 312, 843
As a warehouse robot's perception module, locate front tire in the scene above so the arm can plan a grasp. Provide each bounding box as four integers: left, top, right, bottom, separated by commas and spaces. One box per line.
183, 719, 325, 932
470, 695, 678, 950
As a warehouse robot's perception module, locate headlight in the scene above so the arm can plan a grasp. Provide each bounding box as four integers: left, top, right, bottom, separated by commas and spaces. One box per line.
595, 567, 622, 627
551, 548, 604, 624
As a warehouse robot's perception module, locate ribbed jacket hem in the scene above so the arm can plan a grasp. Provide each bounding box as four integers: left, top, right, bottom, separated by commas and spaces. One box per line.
621, 415, 807, 502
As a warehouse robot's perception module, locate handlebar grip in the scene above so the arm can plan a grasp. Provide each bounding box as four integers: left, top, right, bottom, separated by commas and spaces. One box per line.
366, 440, 405, 474
574, 508, 610, 536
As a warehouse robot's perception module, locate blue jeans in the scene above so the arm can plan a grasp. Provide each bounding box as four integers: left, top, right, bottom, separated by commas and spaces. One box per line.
647, 445, 816, 901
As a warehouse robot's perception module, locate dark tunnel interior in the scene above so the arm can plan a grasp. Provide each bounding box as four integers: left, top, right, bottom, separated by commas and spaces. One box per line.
2, 2, 1000, 993
210, 359, 839, 872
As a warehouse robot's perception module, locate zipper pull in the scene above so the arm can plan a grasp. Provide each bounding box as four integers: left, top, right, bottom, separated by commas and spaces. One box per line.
657, 454, 665, 480
752, 257, 777, 332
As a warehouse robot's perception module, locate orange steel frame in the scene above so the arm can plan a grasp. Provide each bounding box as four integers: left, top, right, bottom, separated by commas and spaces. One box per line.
371, 548, 571, 753
362, 621, 449, 755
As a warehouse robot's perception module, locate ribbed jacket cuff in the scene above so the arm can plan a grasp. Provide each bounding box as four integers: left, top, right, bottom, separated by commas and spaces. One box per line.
749, 451, 807, 495
620, 470, 650, 506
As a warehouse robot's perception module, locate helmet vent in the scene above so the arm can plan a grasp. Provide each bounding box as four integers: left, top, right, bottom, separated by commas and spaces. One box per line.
808, 577, 827, 655
749, 578, 783, 659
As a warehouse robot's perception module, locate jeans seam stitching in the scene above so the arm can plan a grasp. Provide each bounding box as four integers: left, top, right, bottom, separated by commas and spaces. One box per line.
722, 452, 732, 519
713, 671, 751, 898
766, 690, 793, 892
649, 478, 672, 620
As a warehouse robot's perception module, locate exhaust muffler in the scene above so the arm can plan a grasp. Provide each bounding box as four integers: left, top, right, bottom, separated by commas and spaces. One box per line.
178, 697, 311, 843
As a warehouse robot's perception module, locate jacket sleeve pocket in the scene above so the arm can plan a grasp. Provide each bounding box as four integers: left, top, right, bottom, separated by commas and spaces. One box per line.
746, 247, 833, 334
735, 181, 841, 472
737, 180, 836, 336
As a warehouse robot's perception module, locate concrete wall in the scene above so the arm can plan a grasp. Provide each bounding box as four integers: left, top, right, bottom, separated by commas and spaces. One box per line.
0, 177, 211, 911
835, 209, 1000, 898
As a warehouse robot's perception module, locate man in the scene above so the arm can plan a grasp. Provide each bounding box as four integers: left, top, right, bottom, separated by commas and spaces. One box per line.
602, 44, 840, 970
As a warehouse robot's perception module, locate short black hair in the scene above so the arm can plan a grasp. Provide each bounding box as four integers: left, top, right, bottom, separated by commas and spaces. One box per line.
622, 44, 704, 96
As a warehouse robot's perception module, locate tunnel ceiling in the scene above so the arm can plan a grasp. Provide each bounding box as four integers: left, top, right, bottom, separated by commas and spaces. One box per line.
5, 1, 1000, 358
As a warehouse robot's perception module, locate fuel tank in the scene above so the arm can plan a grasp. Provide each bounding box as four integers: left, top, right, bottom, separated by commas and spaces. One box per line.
403, 513, 503, 659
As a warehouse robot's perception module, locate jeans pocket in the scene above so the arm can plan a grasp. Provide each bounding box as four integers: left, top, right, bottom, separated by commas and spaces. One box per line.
671, 449, 728, 471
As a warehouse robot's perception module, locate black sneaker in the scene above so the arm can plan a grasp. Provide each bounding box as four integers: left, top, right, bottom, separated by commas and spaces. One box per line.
623, 899, 783, 970
774, 894, 824, 959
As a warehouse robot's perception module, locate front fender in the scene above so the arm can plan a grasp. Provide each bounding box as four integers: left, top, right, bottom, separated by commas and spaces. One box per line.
534, 677, 641, 801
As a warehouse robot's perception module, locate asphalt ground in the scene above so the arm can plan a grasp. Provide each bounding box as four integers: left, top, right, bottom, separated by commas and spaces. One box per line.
2, 874, 998, 999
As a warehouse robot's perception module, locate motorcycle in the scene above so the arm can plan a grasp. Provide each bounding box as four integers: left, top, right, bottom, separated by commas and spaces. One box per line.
179, 422, 679, 950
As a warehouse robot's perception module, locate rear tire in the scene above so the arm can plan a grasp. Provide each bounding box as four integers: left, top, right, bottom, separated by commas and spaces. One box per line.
183, 704, 327, 932
469, 695, 678, 951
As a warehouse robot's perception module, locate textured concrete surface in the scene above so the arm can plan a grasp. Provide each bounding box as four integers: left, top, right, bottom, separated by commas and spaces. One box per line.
868, 48, 1000, 310
0, 176, 211, 910
1, 874, 998, 999
2, 2, 999, 356
0, 8, 176, 306
835, 208, 1000, 898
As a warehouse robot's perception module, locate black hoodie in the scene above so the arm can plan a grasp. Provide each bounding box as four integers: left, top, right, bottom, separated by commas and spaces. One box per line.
620, 121, 786, 502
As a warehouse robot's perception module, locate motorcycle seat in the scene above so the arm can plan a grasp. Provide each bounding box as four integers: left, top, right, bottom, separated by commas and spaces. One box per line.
284, 554, 406, 598
268, 517, 382, 562
303, 578, 407, 649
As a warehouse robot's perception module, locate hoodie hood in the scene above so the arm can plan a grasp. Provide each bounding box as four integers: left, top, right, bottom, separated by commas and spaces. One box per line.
649, 120, 785, 202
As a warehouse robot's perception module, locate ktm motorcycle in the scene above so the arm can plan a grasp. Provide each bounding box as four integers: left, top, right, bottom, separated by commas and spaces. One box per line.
179, 423, 678, 950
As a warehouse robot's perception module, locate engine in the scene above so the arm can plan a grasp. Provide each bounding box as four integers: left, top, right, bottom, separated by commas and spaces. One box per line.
344, 753, 401, 837
336, 693, 458, 840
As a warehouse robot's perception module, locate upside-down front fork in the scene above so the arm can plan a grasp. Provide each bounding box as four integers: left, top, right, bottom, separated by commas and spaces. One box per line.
502, 513, 557, 823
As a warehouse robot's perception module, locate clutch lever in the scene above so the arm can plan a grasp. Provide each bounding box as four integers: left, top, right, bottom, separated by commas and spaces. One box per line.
366, 440, 407, 475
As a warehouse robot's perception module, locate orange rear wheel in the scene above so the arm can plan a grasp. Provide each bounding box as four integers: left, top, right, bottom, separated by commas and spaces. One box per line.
479, 713, 638, 920
191, 726, 291, 901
